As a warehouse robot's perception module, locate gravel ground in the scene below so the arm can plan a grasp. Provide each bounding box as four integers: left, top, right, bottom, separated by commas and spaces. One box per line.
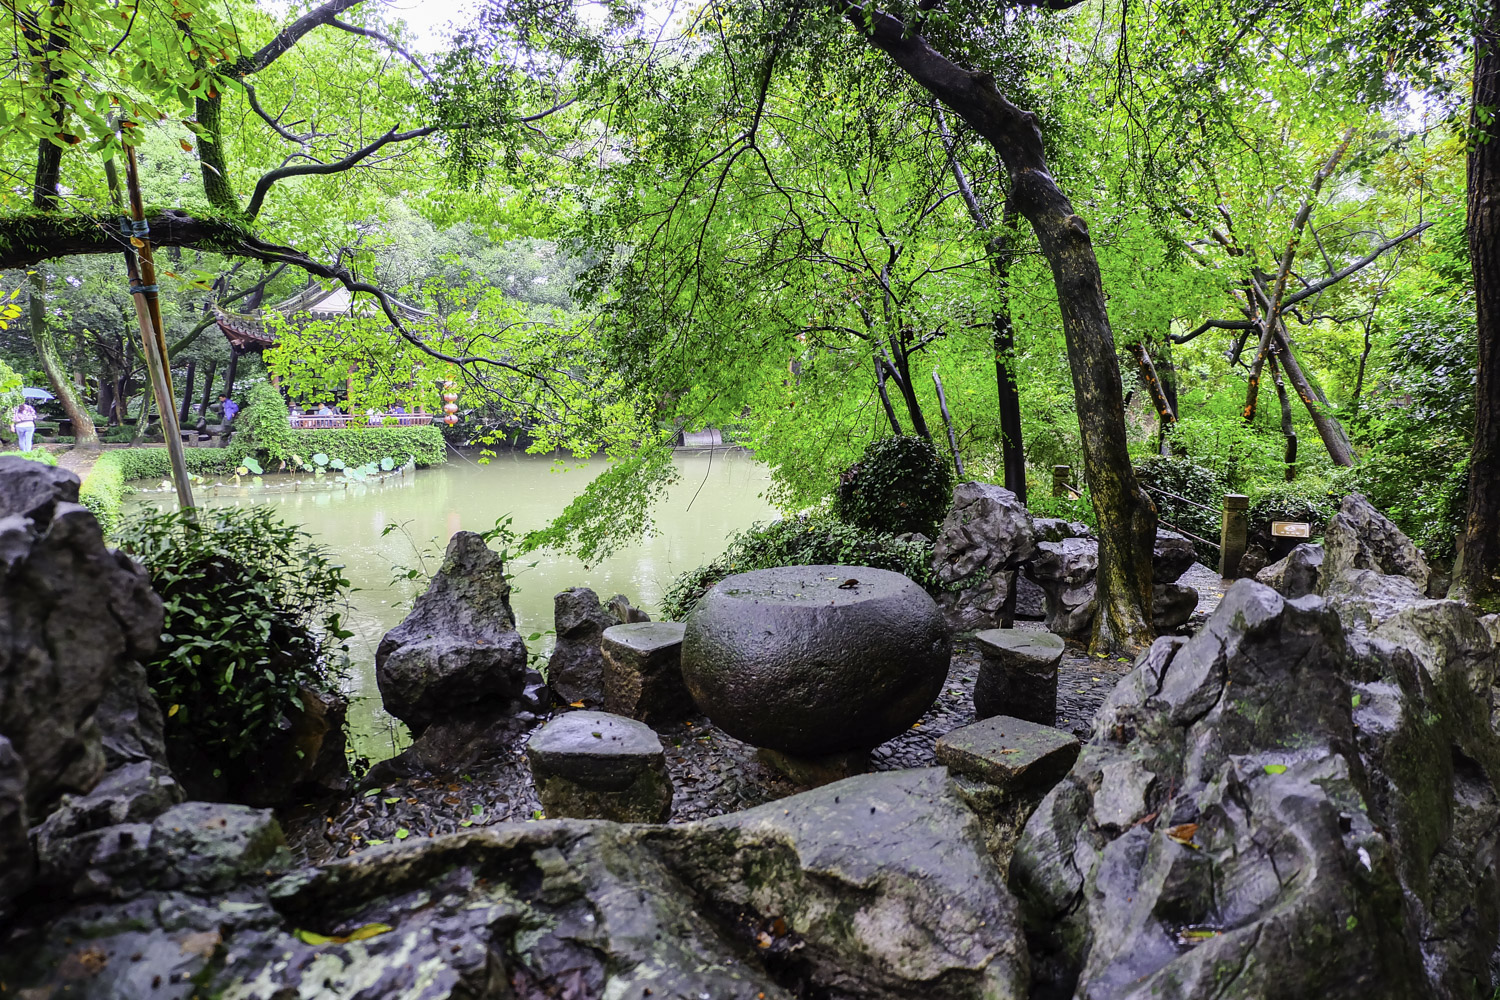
282, 565, 1228, 864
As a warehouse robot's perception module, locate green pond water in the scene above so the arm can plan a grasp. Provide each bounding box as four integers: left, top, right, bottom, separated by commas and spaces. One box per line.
128, 449, 777, 761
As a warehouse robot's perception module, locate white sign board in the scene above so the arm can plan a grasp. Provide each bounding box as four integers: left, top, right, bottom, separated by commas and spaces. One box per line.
1271, 521, 1311, 538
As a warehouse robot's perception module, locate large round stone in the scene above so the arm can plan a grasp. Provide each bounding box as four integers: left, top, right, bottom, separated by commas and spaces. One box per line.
681, 566, 950, 756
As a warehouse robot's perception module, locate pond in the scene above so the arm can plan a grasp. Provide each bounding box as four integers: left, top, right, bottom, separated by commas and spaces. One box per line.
128, 449, 777, 761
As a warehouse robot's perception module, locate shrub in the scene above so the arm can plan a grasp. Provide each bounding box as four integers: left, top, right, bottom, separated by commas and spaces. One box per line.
832, 435, 953, 537
659, 514, 935, 620
1247, 480, 1339, 539
0, 449, 57, 465
113, 506, 351, 766
1134, 457, 1226, 562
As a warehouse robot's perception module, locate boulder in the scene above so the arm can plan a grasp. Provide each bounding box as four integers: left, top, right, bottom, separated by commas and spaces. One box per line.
1024, 537, 1099, 637
1152, 530, 1195, 583
681, 566, 950, 757
1256, 540, 1324, 599
0, 736, 29, 919
1014, 574, 1047, 619
602, 621, 692, 724
0, 464, 163, 816
1323, 566, 1425, 632
1012, 576, 1500, 1000
1032, 518, 1092, 543
526, 710, 672, 823
547, 586, 616, 706
1483, 613, 1500, 647
1324, 493, 1432, 594
973, 628, 1066, 725
933, 483, 1037, 630
0, 770, 1028, 1000
1152, 581, 1198, 631
375, 531, 528, 733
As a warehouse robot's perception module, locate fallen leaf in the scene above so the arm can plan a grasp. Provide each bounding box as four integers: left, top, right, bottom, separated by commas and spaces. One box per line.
837, 578, 859, 589
179, 930, 221, 957
1263, 764, 1288, 775
569, 700, 585, 708
1166, 823, 1199, 846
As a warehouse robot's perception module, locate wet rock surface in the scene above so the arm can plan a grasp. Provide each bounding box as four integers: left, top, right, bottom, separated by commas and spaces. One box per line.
933, 483, 1037, 631
548, 585, 617, 706
1025, 537, 1100, 636
374, 531, 528, 733
974, 628, 1066, 724
682, 566, 950, 756
1255, 540, 1324, 598
526, 711, 673, 822
602, 620, 692, 723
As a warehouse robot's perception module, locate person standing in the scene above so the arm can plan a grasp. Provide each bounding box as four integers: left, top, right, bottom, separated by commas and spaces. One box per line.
10, 401, 35, 452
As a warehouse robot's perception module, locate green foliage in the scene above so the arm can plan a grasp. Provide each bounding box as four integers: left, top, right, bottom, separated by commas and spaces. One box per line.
522, 444, 679, 561
0, 449, 56, 465
659, 515, 936, 621
1025, 484, 1097, 531
833, 436, 953, 537
282, 426, 446, 471
1134, 457, 1227, 561
113, 506, 351, 764
1247, 480, 1339, 538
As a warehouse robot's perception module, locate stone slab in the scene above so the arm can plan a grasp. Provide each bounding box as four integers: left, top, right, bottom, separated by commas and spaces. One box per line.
603, 621, 685, 655
934, 715, 1080, 790
974, 628, 1065, 663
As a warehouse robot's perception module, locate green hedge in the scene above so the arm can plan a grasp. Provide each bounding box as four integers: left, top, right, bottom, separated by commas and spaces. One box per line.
0, 450, 58, 466
79, 448, 251, 534
280, 426, 446, 469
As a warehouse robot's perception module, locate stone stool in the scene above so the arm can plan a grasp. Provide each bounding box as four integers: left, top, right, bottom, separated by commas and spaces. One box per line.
603, 622, 691, 725
935, 715, 1080, 792
973, 628, 1065, 726
525, 711, 672, 823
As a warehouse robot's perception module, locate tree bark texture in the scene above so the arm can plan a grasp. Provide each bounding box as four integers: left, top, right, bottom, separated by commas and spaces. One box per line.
1457, 0, 1500, 607
850, 8, 1155, 650
26, 272, 98, 448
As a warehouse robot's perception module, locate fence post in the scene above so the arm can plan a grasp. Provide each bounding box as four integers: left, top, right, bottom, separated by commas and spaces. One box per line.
1052, 465, 1072, 499
1219, 493, 1249, 579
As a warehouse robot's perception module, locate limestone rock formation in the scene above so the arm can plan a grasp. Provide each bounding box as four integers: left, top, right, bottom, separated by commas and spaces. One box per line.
933, 483, 1037, 630
547, 586, 616, 706
1323, 493, 1433, 594
1255, 540, 1324, 599
0, 769, 1028, 1000
1024, 536, 1100, 636
375, 531, 528, 733
1152, 581, 1198, 631
606, 592, 652, 624
1012, 572, 1500, 1000
1151, 530, 1195, 583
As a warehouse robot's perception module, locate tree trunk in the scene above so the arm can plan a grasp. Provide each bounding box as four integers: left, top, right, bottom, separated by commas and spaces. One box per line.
223, 349, 241, 401
875, 356, 903, 434
1455, 0, 1500, 607
199, 359, 218, 417
851, 10, 1154, 650
1269, 354, 1298, 481
194, 88, 242, 216
27, 270, 99, 447
179, 360, 197, 423
1272, 325, 1354, 466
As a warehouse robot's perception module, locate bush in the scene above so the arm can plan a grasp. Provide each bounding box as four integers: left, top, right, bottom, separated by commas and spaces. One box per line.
1134, 457, 1226, 562
79, 447, 253, 534
0, 449, 57, 465
832, 435, 953, 537
113, 506, 351, 766
659, 515, 935, 621
1247, 480, 1339, 538
240, 380, 446, 470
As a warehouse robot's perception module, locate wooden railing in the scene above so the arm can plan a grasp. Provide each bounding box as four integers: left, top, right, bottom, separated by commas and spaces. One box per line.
289, 413, 434, 429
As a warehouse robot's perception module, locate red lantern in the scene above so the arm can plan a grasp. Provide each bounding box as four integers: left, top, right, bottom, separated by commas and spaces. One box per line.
443, 414, 458, 426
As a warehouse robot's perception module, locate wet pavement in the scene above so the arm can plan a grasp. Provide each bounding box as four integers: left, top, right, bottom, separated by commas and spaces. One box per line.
283, 565, 1228, 863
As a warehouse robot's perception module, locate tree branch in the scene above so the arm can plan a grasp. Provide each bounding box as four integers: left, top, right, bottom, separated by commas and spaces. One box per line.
329, 18, 434, 83
236, 0, 366, 76
1278, 221, 1434, 309
1171, 318, 1255, 344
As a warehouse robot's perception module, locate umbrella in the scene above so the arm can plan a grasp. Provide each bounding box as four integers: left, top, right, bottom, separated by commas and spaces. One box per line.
21, 388, 53, 401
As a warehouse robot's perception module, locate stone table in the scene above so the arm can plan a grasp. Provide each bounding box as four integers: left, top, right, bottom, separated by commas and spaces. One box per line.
973, 628, 1065, 725
681, 565, 950, 775
525, 711, 672, 823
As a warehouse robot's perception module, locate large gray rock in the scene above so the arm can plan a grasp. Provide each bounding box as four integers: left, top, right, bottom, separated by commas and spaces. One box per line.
0, 462, 162, 815
1323, 566, 1425, 632
1012, 577, 1500, 1000
375, 531, 528, 733
1152, 530, 1195, 583
0, 769, 1028, 1000
602, 621, 691, 724
933, 483, 1037, 630
974, 628, 1065, 725
1024, 537, 1099, 637
0, 736, 29, 919
1151, 581, 1198, 631
682, 566, 950, 756
1324, 494, 1432, 594
547, 586, 616, 706
1256, 540, 1324, 598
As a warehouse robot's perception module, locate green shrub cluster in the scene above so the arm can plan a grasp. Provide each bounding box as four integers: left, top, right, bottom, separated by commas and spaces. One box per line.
659, 514, 936, 621
79, 447, 253, 534
1134, 457, 1226, 561
1246, 480, 1339, 539
832, 435, 953, 537
113, 505, 350, 766
281, 426, 446, 468
0, 449, 57, 466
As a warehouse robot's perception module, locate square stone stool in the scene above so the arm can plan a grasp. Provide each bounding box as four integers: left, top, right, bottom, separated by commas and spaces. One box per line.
525, 711, 672, 823
602, 621, 691, 725
973, 628, 1065, 726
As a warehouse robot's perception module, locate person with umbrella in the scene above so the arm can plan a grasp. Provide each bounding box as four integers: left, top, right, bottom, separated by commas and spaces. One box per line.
10, 397, 37, 452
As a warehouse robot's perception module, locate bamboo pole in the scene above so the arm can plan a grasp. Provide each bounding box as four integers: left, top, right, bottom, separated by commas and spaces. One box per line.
107, 146, 194, 510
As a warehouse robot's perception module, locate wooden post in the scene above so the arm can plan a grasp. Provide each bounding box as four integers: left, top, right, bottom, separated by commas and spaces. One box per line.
1219, 493, 1249, 579
113, 146, 194, 511
198, 359, 217, 416
1052, 465, 1072, 499
178, 359, 196, 424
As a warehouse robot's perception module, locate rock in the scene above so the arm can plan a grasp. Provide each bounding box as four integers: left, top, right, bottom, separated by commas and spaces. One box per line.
1324, 493, 1432, 594
32, 760, 184, 896
1012, 578, 1500, 1000
526, 711, 672, 823
0, 736, 30, 919
973, 628, 1065, 725
233, 686, 350, 806
547, 586, 616, 706
1483, 613, 1500, 646
757, 747, 869, 786
602, 621, 692, 724
1152, 581, 1198, 631
147, 801, 288, 891
375, 531, 528, 733
933, 484, 1036, 631
1256, 540, 1324, 598
681, 566, 950, 757
1024, 537, 1099, 637
1236, 541, 1271, 580
96, 658, 168, 768
0, 476, 163, 817
364, 715, 531, 787
936, 715, 1080, 790
606, 593, 652, 624
1032, 518, 1092, 543
1152, 530, 1195, 583
1014, 573, 1047, 619
1323, 567, 1425, 632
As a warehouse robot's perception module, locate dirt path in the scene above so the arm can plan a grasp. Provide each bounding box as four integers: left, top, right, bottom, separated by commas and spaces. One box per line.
56, 447, 100, 480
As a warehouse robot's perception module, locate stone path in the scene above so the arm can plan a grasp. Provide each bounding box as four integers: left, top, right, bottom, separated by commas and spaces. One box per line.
55, 447, 99, 480
284, 563, 1231, 863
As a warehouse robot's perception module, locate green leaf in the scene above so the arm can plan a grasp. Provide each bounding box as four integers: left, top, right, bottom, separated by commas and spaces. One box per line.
395, 828, 410, 840
1263, 764, 1288, 775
